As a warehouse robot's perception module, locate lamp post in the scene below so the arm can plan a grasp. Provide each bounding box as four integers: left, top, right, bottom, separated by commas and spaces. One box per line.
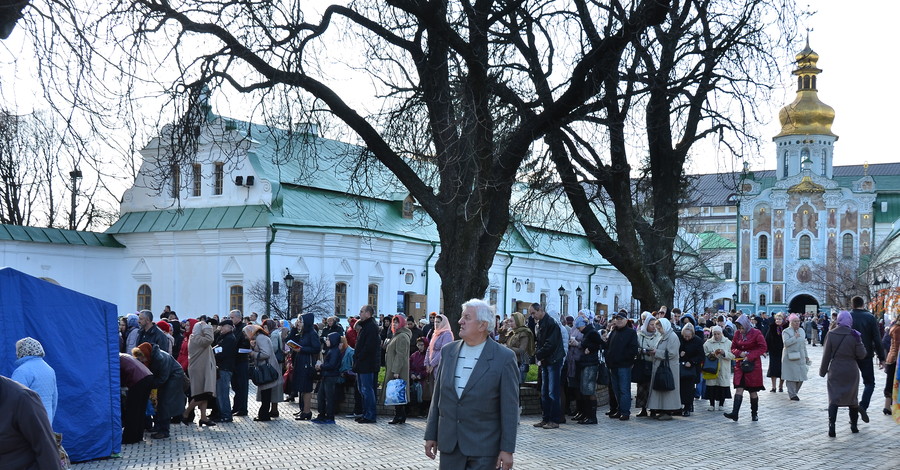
575, 286, 582, 311
69, 169, 82, 230
284, 271, 294, 318
558, 285, 565, 313
732, 292, 738, 309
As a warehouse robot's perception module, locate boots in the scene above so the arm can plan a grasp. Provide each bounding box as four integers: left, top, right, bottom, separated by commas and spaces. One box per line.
750, 397, 759, 422
828, 404, 838, 437
849, 406, 859, 433
578, 400, 598, 424
573, 398, 585, 422
723, 395, 743, 421
388, 405, 406, 424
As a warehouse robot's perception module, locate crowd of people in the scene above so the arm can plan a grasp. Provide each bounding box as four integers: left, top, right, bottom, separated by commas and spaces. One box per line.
4, 293, 899, 468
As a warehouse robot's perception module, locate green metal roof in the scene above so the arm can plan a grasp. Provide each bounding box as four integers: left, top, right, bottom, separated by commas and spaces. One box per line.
696, 231, 737, 250
0, 224, 125, 248
874, 193, 900, 224
106, 205, 270, 234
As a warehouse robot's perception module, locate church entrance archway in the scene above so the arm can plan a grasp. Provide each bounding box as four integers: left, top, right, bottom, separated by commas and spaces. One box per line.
788, 294, 819, 315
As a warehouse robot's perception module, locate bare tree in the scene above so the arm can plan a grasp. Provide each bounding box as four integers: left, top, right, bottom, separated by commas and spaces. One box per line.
247, 275, 335, 321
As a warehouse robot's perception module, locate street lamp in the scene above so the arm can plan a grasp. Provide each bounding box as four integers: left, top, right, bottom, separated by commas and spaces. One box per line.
732, 292, 738, 307
69, 169, 82, 230
284, 270, 294, 317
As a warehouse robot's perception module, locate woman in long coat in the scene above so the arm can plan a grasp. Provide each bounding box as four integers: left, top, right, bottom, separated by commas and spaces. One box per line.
781, 313, 810, 401
182, 320, 217, 426
132, 342, 184, 439
724, 314, 767, 422
287, 313, 320, 420
819, 311, 867, 437
678, 325, 705, 416
245, 324, 283, 422
647, 318, 681, 420
382, 314, 411, 424
635, 313, 660, 417
703, 326, 734, 411
506, 312, 535, 384
765, 313, 786, 392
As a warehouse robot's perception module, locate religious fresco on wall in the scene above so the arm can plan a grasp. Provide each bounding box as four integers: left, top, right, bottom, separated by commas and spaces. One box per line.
827, 208, 836, 228
754, 205, 771, 236
772, 284, 783, 304
796, 265, 812, 283
792, 203, 818, 238
741, 231, 751, 281
741, 284, 750, 303
826, 235, 837, 283
840, 206, 858, 232
773, 232, 784, 282
774, 210, 785, 229
773, 258, 783, 282
860, 230, 870, 255
741, 215, 751, 230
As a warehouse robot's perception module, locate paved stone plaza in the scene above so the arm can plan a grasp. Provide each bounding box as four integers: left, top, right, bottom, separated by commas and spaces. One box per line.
74, 344, 895, 469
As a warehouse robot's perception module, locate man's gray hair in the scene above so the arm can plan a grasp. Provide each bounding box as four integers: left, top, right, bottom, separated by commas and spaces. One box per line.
462, 298, 494, 325
229, 309, 242, 319
139, 310, 153, 321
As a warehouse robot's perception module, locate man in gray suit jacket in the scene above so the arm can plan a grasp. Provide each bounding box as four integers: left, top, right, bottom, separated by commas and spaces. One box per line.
424, 298, 520, 470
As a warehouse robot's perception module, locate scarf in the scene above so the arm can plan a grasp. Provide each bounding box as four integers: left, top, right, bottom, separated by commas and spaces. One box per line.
512, 312, 536, 357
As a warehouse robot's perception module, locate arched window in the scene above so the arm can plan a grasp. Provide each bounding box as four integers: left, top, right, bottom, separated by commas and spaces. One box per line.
229, 285, 243, 313
842, 233, 854, 259
759, 294, 767, 306
782, 151, 789, 178
335, 282, 347, 317
290, 281, 304, 317
799, 235, 811, 259
367, 284, 379, 314
759, 267, 767, 283
137, 284, 152, 311
821, 149, 827, 175
170, 165, 180, 199
758, 235, 768, 259
540, 293, 547, 310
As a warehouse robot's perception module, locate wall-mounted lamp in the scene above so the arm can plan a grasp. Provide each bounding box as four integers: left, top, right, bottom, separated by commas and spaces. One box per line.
575, 286, 582, 297
558, 285, 565, 296
421, 270, 426, 277
400, 268, 406, 275
525, 278, 530, 284
512, 278, 518, 284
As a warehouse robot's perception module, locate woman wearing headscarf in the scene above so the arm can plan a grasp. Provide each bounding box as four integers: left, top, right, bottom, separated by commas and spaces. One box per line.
11, 337, 58, 425
703, 326, 734, 411
177, 318, 199, 372
124, 313, 141, 353
382, 314, 411, 424
765, 313, 786, 393
635, 314, 660, 417
244, 324, 283, 422
506, 312, 536, 384
181, 320, 217, 426
132, 342, 185, 439
883, 315, 900, 416
782, 313, 810, 401
646, 318, 681, 420
425, 313, 454, 375
724, 313, 768, 422
819, 311, 867, 436
678, 324, 705, 416
288, 313, 320, 421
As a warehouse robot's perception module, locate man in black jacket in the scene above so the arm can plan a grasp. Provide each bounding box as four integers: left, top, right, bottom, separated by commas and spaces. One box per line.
137, 310, 170, 351
353, 304, 380, 423
214, 319, 238, 422
531, 303, 564, 429
229, 310, 252, 416
849, 296, 887, 423
574, 317, 603, 424
603, 311, 638, 420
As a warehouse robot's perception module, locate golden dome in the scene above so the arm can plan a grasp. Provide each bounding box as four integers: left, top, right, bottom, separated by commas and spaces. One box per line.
774, 43, 838, 139
787, 175, 826, 194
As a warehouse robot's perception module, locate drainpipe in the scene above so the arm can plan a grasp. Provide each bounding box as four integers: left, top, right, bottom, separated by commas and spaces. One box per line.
424, 242, 437, 297
501, 251, 514, 313
735, 199, 741, 310
587, 264, 599, 309
265, 226, 278, 317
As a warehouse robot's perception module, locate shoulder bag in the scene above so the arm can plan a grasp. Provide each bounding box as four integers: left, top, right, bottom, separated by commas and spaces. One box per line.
702, 355, 719, 374
251, 357, 279, 386
652, 352, 676, 391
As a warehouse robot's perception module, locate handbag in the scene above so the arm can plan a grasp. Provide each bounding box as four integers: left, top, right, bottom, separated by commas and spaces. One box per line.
652, 353, 676, 391
787, 350, 801, 361
251, 359, 279, 386
596, 360, 610, 386
702, 356, 719, 374
631, 359, 653, 383
384, 378, 408, 406
740, 358, 755, 373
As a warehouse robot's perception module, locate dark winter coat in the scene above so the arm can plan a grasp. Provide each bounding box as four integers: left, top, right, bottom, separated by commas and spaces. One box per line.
819, 326, 867, 406
849, 309, 886, 361
148, 344, 186, 420
765, 322, 785, 378
678, 334, 705, 384
731, 328, 768, 389
534, 315, 564, 366
319, 332, 342, 378
577, 325, 603, 366
603, 326, 638, 369
353, 316, 381, 374
138, 324, 170, 352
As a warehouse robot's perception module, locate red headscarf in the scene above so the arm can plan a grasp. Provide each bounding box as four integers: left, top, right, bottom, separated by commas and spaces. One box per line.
133, 342, 153, 365
184, 318, 199, 337
391, 314, 407, 334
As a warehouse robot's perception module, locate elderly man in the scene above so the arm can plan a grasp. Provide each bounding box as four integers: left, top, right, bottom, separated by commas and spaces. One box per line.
353, 304, 380, 423
425, 299, 518, 470
603, 310, 638, 420
214, 319, 238, 423
531, 302, 565, 429
228, 309, 251, 417
137, 309, 170, 351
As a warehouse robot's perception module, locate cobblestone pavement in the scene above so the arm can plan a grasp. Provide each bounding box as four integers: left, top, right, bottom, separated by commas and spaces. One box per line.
74, 343, 895, 469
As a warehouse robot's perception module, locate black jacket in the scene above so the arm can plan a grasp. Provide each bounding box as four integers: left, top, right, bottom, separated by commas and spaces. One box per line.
137, 324, 170, 352
534, 315, 564, 366
353, 316, 381, 374
232, 321, 252, 364
214, 331, 237, 372
850, 308, 886, 361
603, 326, 638, 369
678, 335, 705, 383
577, 325, 603, 365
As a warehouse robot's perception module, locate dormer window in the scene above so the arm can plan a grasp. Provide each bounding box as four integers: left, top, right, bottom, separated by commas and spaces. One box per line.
402, 195, 415, 219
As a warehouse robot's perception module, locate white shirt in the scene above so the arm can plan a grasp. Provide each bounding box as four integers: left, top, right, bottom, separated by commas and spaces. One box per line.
454, 340, 487, 398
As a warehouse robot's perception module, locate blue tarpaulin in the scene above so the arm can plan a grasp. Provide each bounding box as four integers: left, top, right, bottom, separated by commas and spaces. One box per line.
0, 267, 121, 462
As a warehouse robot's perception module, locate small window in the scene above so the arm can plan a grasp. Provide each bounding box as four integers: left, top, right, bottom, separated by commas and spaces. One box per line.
758, 235, 768, 259
723, 262, 733, 280
229, 285, 243, 313
489, 288, 498, 306
560, 293, 569, 316
137, 284, 152, 311
368, 284, 379, 314
402, 195, 414, 219
214, 162, 224, 195
759, 294, 767, 306
759, 267, 767, 283
842, 233, 853, 259
192, 164, 202, 197
170, 165, 180, 199
540, 293, 547, 310
335, 282, 347, 317
290, 281, 304, 317
799, 235, 811, 259
782, 151, 789, 178
577, 292, 583, 311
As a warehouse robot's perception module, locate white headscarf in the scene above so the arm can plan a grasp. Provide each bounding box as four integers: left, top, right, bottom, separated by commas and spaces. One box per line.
657, 318, 673, 337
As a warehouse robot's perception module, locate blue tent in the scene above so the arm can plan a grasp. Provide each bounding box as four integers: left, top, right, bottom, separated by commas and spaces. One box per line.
0, 267, 121, 462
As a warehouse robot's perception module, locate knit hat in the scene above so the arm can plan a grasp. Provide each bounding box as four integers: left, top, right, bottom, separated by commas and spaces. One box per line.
574, 317, 588, 328
133, 342, 153, 363
16, 337, 45, 359
156, 321, 171, 333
